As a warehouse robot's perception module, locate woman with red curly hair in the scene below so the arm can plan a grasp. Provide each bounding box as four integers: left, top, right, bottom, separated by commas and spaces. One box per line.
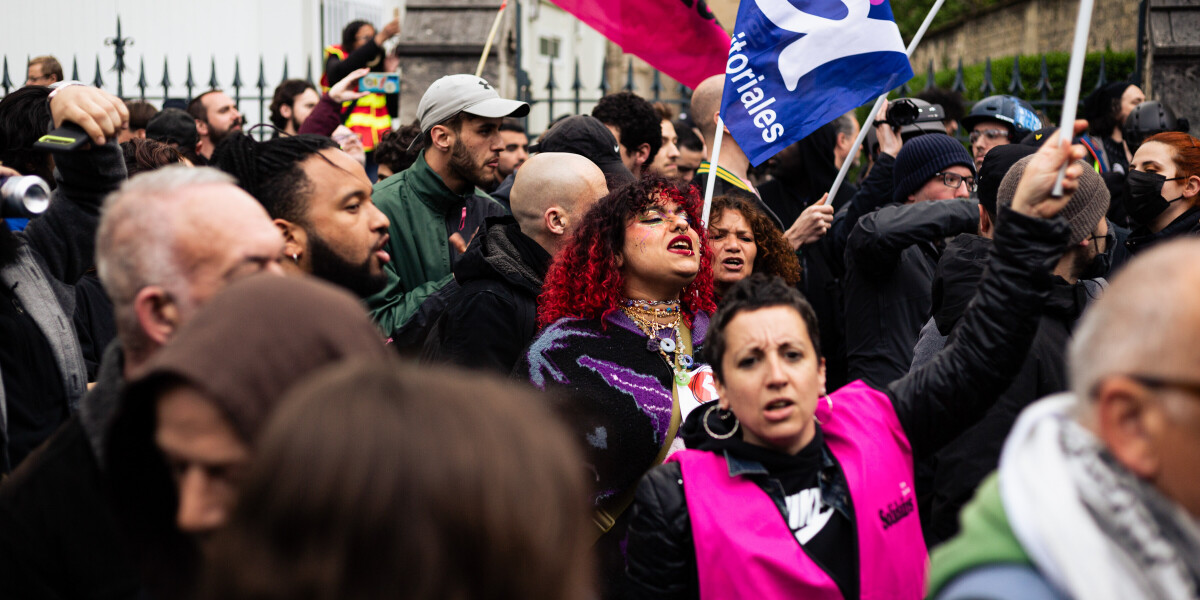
516, 175, 716, 599
707, 195, 802, 299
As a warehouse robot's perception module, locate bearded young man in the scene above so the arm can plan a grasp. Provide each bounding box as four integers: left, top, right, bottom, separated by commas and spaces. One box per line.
367, 74, 529, 333
211, 133, 392, 305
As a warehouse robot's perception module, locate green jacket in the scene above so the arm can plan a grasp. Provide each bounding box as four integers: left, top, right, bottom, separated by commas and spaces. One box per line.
926, 473, 1033, 597
366, 152, 504, 334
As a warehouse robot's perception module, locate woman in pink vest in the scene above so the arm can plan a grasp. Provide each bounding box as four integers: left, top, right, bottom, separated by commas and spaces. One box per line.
624, 126, 1093, 600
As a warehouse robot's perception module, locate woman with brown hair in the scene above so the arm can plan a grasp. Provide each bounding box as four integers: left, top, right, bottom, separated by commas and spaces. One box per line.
201, 359, 593, 600
707, 194, 802, 300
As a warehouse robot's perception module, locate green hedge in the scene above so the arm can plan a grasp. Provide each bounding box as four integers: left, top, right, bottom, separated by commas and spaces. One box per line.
854, 50, 1136, 124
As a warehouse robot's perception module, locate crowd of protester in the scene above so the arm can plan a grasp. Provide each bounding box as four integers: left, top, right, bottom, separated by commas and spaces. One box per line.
0, 21, 1198, 600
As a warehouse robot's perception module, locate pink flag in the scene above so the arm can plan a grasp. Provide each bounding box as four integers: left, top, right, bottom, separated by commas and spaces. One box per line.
548, 0, 731, 89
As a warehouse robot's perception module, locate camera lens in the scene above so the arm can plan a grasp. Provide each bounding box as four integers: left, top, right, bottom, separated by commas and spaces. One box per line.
888, 99, 920, 128
0, 175, 51, 218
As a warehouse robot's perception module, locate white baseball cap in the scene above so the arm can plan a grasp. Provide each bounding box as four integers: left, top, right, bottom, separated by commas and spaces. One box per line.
416, 74, 529, 134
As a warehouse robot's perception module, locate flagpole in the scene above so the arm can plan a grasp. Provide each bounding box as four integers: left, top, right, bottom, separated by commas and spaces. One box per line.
1051, 0, 1095, 196
701, 117, 725, 228
475, 1, 509, 78
826, 0, 947, 203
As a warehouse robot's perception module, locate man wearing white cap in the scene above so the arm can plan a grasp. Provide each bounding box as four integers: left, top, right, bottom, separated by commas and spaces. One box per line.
367, 74, 529, 334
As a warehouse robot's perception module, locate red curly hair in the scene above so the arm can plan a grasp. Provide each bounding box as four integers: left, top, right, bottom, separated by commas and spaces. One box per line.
538, 176, 717, 328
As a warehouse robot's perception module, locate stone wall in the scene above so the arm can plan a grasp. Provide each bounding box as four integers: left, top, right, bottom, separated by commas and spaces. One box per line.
910, 0, 1139, 70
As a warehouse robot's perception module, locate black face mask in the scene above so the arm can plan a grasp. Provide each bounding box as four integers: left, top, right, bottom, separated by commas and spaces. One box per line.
1125, 170, 1186, 226
1080, 234, 1113, 280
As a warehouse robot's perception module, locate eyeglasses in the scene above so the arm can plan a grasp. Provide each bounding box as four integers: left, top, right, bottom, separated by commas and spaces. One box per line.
935, 171, 978, 193
1131, 374, 1200, 399
969, 129, 1009, 144
1088, 231, 1115, 250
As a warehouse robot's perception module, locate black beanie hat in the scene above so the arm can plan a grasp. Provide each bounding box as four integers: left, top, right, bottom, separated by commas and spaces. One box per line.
893, 133, 975, 203
977, 144, 1037, 217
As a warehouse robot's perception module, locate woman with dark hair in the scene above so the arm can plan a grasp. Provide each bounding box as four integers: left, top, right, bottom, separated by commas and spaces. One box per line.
321, 16, 402, 180
708, 194, 801, 299
105, 275, 389, 600
1124, 131, 1200, 254
624, 128, 1088, 599
516, 175, 715, 598
201, 359, 594, 600
1083, 81, 1145, 173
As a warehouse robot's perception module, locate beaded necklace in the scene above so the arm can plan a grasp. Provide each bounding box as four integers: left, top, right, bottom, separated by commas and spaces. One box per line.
620, 299, 694, 384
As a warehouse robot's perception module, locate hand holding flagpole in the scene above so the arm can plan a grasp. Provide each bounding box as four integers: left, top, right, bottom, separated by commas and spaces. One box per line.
1051, 0, 1095, 196
825, 0, 947, 204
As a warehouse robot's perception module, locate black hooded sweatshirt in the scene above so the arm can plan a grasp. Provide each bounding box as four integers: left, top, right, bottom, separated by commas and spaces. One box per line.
420, 216, 550, 374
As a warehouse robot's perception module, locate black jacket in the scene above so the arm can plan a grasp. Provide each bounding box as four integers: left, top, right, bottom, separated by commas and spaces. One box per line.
759, 153, 897, 390
912, 235, 1105, 544
0, 343, 141, 599
420, 217, 550, 374
624, 207, 1069, 599
1124, 205, 1200, 256
843, 198, 979, 387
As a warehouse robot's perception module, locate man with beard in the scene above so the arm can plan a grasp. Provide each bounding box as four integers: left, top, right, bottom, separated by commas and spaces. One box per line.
369, 74, 528, 333
187, 90, 243, 161
0, 83, 128, 474
269, 79, 320, 137
212, 133, 392, 303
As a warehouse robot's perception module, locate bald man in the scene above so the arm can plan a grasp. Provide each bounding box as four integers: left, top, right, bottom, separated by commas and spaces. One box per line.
419, 153, 608, 372
0, 166, 285, 600
691, 74, 784, 228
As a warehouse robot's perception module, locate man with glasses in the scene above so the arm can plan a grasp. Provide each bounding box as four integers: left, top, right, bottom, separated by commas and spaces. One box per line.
929, 237, 1200, 599
844, 133, 981, 387
961, 95, 1043, 171
24, 56, 62, 87
915, 144, 1115, 545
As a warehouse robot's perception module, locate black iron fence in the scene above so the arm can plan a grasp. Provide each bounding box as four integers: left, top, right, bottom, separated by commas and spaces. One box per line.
516, 56, 695, 127
1, 31, 1134, 143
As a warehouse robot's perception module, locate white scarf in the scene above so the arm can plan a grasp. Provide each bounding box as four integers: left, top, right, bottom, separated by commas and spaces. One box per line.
999, 394, 1200, 600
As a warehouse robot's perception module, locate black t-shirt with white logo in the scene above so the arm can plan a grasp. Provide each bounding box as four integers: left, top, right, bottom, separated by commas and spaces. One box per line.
725, 428, 859, 600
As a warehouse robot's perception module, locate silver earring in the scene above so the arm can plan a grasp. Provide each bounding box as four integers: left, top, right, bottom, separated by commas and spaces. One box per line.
814, 393, 834, 426
702, 404, 739, 440
291, 253, 299, 263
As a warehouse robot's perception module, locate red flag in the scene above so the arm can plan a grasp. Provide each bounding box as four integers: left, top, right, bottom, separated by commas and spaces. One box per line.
548, 0, 731, 89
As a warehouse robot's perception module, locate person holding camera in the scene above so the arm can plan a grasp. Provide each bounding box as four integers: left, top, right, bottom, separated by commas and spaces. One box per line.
843, 133, 980, 388
0, 83, 128, 474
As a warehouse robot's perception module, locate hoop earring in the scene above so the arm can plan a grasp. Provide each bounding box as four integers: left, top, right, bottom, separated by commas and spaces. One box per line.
702, 404, 739, 440
813, 394, 834, 426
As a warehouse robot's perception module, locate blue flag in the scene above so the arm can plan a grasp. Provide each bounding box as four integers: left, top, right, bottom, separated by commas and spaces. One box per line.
721, 0, 914, 166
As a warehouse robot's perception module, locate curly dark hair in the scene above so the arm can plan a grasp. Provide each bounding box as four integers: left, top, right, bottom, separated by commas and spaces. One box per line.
373, 119, 422, 175
708, 195, 802, 291
120, 138, 186, 178
537, 175, 716, 328
1085, 81, 1134, 138
702, 273, 822, 383
592, 91, 662, 170
340, 20, 373, 51
269, 79, 317, 130
210, 133, 338, 224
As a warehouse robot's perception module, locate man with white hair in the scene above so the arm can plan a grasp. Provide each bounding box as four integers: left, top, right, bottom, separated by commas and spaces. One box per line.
929, 238, 1200, 599
0, 167, 285, 599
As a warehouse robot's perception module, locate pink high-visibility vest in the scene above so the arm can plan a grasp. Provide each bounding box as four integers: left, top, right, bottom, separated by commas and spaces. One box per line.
670, 380, 928, 600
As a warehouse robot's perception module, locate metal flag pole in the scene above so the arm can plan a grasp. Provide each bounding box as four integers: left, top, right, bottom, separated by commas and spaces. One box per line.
1051, 0, 1096, 196
825, 0, 947, 203
701, 117, 725, 228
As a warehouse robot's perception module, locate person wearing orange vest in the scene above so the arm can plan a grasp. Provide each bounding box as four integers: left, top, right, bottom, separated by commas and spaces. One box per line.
322, 17, 401, 180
